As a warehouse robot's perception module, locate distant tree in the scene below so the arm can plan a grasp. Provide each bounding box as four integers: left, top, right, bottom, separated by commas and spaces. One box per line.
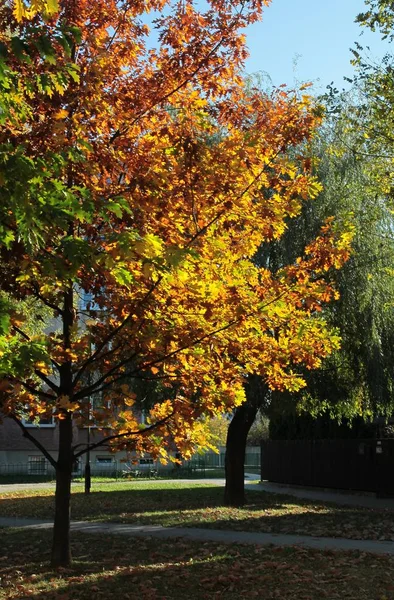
273, 108, 394, 421
247, 411, 269, 445
204, 414, 230, 448
356, 1, 394, 40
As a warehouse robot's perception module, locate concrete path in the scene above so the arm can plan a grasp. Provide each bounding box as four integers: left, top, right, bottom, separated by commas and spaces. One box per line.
251, 481, 394, 510
1, 516, 394, 555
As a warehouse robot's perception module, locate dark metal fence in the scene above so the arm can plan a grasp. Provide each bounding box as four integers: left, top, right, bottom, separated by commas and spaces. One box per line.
261, 439, 394, 495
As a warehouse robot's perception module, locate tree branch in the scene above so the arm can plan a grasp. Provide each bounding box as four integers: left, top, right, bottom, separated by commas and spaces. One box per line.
73, 287, 292, 401
73, 281, 160, 389
10, 415, 58, 469
34, 370, 59, 394
73, 413, 173, 458
30, 285, 64, 315
12, 378, 56, 401
12, 326, 30, 341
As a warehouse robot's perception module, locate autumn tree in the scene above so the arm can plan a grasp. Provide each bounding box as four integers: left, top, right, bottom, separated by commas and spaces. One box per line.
0, 0, 352, 565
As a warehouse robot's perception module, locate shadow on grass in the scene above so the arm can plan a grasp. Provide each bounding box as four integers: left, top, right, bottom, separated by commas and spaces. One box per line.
0, 485, 296, 521
2, 528, 394, 600
2, 485, 394, 541
0, 485, 227, 520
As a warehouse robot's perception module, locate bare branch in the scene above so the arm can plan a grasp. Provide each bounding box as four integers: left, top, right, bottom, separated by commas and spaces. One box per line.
73, 413, 173, 458
73, 281, 160, 389
12, 326, 30, 341
10, 415, 58, 469
34, 370, 59, 394
30, 285, 64, 315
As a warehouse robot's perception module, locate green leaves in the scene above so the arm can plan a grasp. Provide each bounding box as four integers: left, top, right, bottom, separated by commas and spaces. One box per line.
0, 146, 93, 252
0, 309, 11, 337
113, 266, 134, 287
106, 197, 133, 219
12, 0, 59, 22
10, 36, 31, 63
35, 35, 57, 65
356, 0, 394, 40
0, 335, 48, 378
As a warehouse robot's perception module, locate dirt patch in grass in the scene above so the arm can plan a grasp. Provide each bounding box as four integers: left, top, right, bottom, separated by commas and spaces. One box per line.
1, 528, 394, 600
1, 482, 394, 541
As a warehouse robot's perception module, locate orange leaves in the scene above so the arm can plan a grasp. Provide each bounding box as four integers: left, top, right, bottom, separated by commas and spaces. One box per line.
1, 0, 353, 463
303, 217, 355, 272
57, 395, 79, 412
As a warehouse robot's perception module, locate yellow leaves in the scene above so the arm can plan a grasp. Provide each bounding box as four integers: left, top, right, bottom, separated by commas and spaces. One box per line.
120, 386, 137, 407
337, 226, 356, 251
124, 397, 136, 407
133, 234, 164, 259
308, 179, 324, 199
54, 109, 68, 120
34, 361, 50, 374
45, 0, 59, 13
13, 0, 59, 21
13, 0, 25, 21
57, 395, 79, 412
143, 263, 155, 279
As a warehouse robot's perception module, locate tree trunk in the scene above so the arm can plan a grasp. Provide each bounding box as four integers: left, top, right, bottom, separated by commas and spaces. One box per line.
51, 414, 73, 567
224, 376, 268, 507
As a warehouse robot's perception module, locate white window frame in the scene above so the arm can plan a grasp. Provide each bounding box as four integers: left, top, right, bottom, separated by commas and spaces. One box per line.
22, 415, 55, 428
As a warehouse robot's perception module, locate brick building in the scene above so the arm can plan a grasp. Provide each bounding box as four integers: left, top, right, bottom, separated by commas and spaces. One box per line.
0, 416, 129, 475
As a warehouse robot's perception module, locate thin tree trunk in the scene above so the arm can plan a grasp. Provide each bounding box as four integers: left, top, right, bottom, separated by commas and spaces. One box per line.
51, 414, 73, 567
224, 376, 268, 507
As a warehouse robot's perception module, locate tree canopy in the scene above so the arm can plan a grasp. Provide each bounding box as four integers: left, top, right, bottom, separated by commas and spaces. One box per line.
0, 0, 352, 564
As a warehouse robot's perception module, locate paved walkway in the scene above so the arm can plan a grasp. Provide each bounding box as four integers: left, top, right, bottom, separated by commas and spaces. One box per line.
250, 481, 394, 510
1, 516, 394, 555
3, 476, 394, 555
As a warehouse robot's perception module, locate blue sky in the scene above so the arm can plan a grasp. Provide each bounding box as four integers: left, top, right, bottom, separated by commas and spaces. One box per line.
244, 0, 391, 91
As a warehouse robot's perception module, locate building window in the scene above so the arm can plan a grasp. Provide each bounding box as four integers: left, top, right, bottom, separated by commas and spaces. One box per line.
28, 456, 47, 474
22, 415, 55, 428
96, 456, 114, 464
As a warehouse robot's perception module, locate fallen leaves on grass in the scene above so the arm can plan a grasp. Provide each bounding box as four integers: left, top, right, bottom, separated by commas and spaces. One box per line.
1, 482, 394, 542
1, 529, 394, 600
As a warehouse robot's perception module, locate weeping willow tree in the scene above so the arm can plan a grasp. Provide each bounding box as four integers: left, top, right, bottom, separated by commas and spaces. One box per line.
269, 103, 394, 421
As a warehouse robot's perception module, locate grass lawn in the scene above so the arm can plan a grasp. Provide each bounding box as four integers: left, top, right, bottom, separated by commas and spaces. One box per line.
1, 481, 394, 541
1, 528, 394, 600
